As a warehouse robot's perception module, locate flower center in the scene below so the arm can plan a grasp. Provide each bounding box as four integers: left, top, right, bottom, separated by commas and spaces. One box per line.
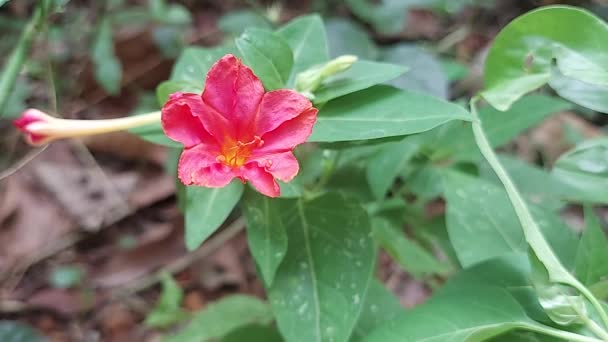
217, 136, 264, 168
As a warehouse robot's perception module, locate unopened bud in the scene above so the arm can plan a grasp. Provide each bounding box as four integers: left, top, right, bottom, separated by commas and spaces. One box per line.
295, 55, 358, 99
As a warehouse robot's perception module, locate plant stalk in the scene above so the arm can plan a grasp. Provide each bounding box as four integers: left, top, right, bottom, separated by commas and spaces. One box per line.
469, 96, 608, 331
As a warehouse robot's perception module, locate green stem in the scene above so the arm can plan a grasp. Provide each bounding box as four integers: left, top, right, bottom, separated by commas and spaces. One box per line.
524, 324, 603, 342
469, 96, 608, 331
0, 1, 49, 114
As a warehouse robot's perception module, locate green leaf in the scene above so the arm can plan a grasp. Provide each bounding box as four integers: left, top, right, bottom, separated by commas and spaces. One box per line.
366, 136, 421, 199
372, 218, 448, 279
552, 137, 608, 204
325, 18, 378, 60
345, 0, 423, 35
277, 14, 329, 87
482, 6, 608, 111
312, 61, 407, 104
441, 58, 469, 82
309, 85, 472, 142
219, 10, 272, 36
443, 171, 578, 268
236, 28, 293, 90
442, 254, 550, 323
91, 17, 122, 95
489, 331, 562, 342
0, 321, 44, 342
221, 324, 283, 342
428, 95, 573, 161
268, 193, 375, 342
351, 279, 404, 341
575, 207, 608, 287
364, 286, 532, 342
170, 44, 239, 85
380, 44, 448, 99
145, 273, 189, 328
479, 154, 594, 207
529, 251, 586, 326
156, 80, 202, 105
549, 68, 608, 113
165, 295, 273, 342
184, 181, 244, 251
129, 121, 180, 148
243, 191, 288, 286
49, 265, 83, 289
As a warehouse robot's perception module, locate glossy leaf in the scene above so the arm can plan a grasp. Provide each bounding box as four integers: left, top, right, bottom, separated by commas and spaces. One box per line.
221, 324, 283, 342
366, 136, 421, 199
552, 137, 608, 204
482, 6, 608, 111
219, 10, 272, 36
156, 80, 202, 105
325, 18, 378, 60
91, 17, 122, 95
312, 61, 407, 104
166, 295, 273, 342
443, 171, 578, 268
170, 44, 239, 86
277, 14, 329, 86
549, 69, 608, 113
351, 279, 404, 341
372, 218, 448, 279
243, 191, 288, 286
268, 193, 375, 342
380, 44, 448, 99
442, 254, 549, 323
184, 181, 244, 251
236, 28, 293, 90
309, 85, 472, 142
575, 207, 608, 287
429, 95, 573, 161
364, 286, 532, 342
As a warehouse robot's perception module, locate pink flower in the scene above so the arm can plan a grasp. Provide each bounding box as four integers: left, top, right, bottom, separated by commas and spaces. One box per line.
161, 54, 318, 197
13, 109, 53, 145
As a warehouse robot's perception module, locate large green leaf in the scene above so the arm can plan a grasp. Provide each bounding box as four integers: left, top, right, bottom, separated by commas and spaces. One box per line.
480, 154, 597, 207
277, 15, 329, 87
366, 136, 421, 199
312, 61, 407, 104
325, 18, 378, 60
184, 181, 244, 251
482, 6, 608, 111
364, 286, 534, 342
218, 10, 272, 36
236, 28, 293, 90
443, 171, 578, 269
309, 85, 472, 142
442, 254, 549, 323
552, 137, 608, 204
575, 207, 608, 287
372, 218, 448, 279
170, 44, 239, 86
428, 95, 573, 161
165, 295, 273, 342
243, 191, 288, 286
351, 279, 404, 342
268, 193, 375, 342
380, 44, 448, 99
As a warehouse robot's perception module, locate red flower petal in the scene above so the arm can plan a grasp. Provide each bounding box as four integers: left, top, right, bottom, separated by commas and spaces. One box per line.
161, 93, 220, 149
241, 163, 280, 197
178, 145, 237, 187
256, 89, 314, 137
202, 54, 264, 139
249, 151, 299, 183
254, 107, 318, 155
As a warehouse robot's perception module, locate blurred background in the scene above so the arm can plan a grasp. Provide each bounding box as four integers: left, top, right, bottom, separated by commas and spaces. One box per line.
1, 0, 607, 341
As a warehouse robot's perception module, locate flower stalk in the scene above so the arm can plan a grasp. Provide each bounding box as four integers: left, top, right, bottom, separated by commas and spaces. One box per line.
13, 109, 161, 145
